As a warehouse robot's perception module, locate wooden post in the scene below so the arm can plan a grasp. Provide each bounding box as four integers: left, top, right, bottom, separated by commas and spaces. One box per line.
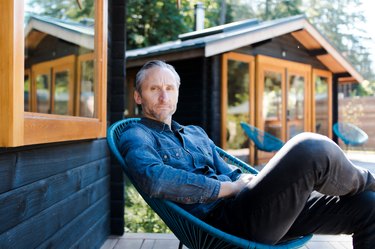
0, 0, 24, 146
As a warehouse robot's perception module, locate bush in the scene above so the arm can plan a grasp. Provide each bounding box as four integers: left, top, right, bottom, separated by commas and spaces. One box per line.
124, 182, 171, 233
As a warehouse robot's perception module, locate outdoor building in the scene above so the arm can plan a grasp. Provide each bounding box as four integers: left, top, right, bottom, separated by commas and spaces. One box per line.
0, 1, 126, 248
125, 15, 363, 165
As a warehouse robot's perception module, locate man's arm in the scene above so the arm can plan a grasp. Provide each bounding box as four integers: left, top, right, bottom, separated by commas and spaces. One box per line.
120, 126, 222, 204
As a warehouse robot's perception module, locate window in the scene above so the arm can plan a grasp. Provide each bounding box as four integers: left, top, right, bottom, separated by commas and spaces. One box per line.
312, 69, 332, 137
0, 0, 107, 147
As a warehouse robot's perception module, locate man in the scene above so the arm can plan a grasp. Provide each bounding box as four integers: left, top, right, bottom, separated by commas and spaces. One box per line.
120, 60, 375, 248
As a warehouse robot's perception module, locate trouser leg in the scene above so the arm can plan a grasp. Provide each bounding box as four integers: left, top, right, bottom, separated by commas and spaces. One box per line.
205, 133, 375, 244
283, 191, 375, 249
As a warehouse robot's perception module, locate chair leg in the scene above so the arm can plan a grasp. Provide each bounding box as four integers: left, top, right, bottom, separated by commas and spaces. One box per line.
178, 241, 183, 249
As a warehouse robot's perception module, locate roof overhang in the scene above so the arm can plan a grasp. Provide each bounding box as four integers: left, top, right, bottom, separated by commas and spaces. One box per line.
204, 17, 363, 83
25, 16, 94, 51
126, 15, 363, 83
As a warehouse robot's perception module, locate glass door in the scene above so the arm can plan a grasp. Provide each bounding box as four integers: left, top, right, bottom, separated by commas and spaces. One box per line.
263, 69, 285, 140
313, 69, 332, 137
221, 53, 255, 155
287, 69, 310, 139
257, 55, 312, 145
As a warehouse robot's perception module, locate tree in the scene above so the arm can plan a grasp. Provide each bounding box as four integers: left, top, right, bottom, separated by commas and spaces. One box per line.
26, 0, 94, 21
302, 0, 374, 81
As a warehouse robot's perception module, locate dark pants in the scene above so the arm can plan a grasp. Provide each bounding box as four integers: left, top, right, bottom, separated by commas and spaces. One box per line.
205, 133, 375, 248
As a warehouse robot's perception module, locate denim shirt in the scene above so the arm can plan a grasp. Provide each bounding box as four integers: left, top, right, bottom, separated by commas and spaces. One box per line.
119, 118, 242, 218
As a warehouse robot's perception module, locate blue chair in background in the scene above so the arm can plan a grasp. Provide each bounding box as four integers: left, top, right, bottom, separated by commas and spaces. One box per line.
240, 121, 285, 152
333, 122, 368, 149
107, 118, 312, 249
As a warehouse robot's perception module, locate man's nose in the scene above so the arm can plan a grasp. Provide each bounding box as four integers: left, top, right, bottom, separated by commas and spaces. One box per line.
159, 90, 168, 101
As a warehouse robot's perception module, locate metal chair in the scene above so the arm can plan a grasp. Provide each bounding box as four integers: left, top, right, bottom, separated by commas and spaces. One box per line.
333, 122, 368, 149
240, 122, 284, 152
107, 118, 312, 249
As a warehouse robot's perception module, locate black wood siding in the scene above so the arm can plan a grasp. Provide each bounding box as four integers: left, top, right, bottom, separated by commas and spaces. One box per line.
107, 0, 127, 235
0, 139, 110, 249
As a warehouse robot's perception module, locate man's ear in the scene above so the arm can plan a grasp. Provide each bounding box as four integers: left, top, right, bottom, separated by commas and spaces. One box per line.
134, 91, 142, 105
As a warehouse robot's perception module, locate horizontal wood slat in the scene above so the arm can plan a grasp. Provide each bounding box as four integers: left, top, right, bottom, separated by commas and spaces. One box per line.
37, 195, 110, 249
0, 176, 109, 249
0, 139, 109, 194
0, 160, 109, 234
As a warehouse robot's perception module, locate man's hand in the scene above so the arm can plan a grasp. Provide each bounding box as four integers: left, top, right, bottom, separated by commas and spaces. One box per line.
218, 173, 255, 198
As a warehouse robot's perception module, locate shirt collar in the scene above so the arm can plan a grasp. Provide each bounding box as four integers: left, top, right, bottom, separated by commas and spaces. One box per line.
140, 117, 184, 133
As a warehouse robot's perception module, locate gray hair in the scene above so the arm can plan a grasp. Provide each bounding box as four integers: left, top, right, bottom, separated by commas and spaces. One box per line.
135, 60, 181, 94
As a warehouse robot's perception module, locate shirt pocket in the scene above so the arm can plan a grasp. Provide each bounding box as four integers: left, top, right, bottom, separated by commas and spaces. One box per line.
157, 148, 191, 169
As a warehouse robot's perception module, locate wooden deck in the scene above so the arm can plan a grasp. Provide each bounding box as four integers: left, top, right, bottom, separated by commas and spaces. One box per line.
101, 233, 353, 249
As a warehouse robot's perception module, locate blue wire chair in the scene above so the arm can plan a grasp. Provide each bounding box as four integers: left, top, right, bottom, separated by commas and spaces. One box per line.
107, 118, 312, 249
333, 122, 368, 149
240, 122, 284, 152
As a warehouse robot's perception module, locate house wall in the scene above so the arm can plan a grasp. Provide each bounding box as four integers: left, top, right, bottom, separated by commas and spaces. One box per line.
236, 34, 329, 71
0, 140, 110, 249
0, 1, 126, 248
107, 0, 127, 235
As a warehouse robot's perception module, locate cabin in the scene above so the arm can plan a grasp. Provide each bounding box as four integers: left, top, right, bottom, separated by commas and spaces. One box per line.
0, 1, 126, 248
124, 15, 363, 165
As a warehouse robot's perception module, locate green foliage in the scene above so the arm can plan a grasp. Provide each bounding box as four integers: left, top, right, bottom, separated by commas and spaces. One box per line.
26, 0, 94, 20
124, 182, 171, 233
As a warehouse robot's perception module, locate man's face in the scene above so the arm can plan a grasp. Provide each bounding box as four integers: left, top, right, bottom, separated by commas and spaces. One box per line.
134, 67, 179, 125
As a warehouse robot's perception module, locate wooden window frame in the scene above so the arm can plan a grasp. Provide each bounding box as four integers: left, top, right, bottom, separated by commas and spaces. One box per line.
312, 68, 332, 138
31, 55, 76, 115
256, 55, 312, 141
0, 0, 107, 147
76, 53, 95, 117
221, 52, 255, 149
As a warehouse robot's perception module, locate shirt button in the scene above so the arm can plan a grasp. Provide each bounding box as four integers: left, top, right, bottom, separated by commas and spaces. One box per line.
164, 155, 168, 159
176, 153, 179, 156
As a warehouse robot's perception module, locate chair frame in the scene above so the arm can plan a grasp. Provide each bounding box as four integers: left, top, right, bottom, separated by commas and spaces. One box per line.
333, 122, 368, 150
107, 118, 312, 249
240, 122, 284, 152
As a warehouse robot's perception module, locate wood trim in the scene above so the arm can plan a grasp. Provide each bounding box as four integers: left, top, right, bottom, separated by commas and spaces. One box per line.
220, 52, 255, 163
0, 1, 24, 146
220, 53, 228, 149
95, 0, 108, 137
1, 0, 107, 147
24, 112, 103, 145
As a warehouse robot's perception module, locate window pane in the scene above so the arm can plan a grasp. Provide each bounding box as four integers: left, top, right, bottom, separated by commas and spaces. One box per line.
79, 60, 95, 117
36, 74, 51, 113
226, 60, 250, 150
263, 71, 282, 139
288, 75, 305, 138
53, 70, 70, 115
24, 0, 95, 117
315, 76, 329, 136
24, 73, 30, 111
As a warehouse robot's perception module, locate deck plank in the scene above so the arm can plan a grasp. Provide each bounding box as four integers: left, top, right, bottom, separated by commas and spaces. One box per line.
101, 233, 353, 249
113, 238, 143, 249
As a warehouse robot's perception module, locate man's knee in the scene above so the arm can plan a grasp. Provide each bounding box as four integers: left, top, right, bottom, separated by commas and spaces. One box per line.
285, 132, 336, 160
